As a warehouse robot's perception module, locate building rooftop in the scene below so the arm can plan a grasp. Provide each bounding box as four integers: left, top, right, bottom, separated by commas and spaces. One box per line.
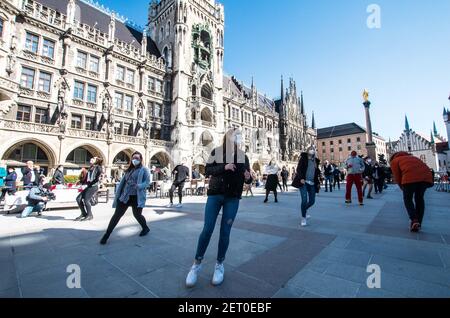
317, 123, 366, 139
37, 0, 161, 57
223, 75, 275, 113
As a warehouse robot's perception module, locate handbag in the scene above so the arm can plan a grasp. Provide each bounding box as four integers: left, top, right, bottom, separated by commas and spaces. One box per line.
291, 175, 302, 189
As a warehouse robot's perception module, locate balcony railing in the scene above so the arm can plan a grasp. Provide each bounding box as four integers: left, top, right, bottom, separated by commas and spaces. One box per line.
1, 119, 60, 134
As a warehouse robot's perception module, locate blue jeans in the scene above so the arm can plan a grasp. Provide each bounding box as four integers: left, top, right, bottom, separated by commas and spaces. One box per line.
195, 195, 240, 263
300, 184, 316, 218
21, 202, 45, 218
325, 176, 333, 192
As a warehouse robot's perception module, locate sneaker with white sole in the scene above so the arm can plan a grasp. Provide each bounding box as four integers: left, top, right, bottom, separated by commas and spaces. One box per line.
186, 264, 202, 288
300, 218, 308, 227
167, 203, 174, 208
175, 204, 183, 208
306, 214, 312, 219
212, 263, 225, 286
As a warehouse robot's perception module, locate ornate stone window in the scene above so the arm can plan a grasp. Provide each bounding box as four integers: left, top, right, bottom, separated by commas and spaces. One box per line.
34, 108, 48, 124
87, 84, 97, 103
73, 81, 85, 100
89, 56, 100, 73
116, 65, 125, 81
38, 71, 52, 93
76, 51, 88, 69
124, 95, 133, 111
25, 32, 39, 53
42, 39, 55, 59
71, 114, 82, 129
16, 105, 31, 122
114, 92, 124, 109
20, 67, 35, 89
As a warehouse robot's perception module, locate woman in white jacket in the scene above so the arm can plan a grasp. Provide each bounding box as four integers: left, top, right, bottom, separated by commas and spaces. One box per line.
264, 160, 280, 203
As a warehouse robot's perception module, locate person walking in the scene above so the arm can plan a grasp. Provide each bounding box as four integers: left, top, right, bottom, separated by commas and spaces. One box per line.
390, 152, 434, 232
75, 157, 103, 221
185, 129, 251, 288
281, 166, 289, 192
362, 157, 375, 199
345, 151, 365, 205
167, 162, 190, 208
52, 165, 65, 185
292, 148, 320, 227
323, 161, 334, 193
264, 160, 280, 203
373, 162, 385, 194
244, 170, 255, 197
0, 167, 17, 203
333, 164, 341, 190
100, 152, 151, 244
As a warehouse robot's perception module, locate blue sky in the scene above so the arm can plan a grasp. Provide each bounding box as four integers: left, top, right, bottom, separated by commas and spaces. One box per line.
99, 0, 450, 141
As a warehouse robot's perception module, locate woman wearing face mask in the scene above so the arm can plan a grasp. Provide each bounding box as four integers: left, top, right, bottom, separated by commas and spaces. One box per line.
100, 152, 150, 245
186, 129, 251, 288
75, 157, 103, 221
292, 147, 321, 227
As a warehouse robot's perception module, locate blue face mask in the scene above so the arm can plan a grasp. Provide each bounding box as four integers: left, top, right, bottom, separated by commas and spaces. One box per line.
132, 159, 141, 167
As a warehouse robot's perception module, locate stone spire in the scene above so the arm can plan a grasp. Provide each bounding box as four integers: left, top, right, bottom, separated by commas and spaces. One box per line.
433, 121, 438, 136
311, 112, 316, 129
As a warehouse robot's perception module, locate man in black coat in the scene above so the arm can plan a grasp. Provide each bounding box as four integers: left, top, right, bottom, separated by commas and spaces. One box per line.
22, 161, 37, 188
292, 148, 321, 227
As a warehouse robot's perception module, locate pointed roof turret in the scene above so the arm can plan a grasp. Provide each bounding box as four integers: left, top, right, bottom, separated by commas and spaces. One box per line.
433, 121, 438, 136
405, 115, 410, 131
311, 112, 316, 129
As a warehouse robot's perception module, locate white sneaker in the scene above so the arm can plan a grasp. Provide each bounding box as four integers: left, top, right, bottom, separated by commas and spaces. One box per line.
300, 218, 308, 227
175, 204, 183, 208
212, 263, 225, 286
186, 264, 202, 288
166, 203, 174, 208
306, 214, 312, 219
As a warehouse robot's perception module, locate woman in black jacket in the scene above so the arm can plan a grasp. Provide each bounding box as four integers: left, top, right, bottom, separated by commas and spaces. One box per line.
186, 129, 251, 288
75, 157, 103, 221
292, 148, 321, 227
52, 165, 65, 185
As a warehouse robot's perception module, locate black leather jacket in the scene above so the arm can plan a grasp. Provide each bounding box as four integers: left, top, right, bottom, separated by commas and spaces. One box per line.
206, 147, 250, 199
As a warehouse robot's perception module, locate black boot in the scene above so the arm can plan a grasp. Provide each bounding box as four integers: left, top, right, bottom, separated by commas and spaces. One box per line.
100, 234, 109, 245
140, 227, 150, 237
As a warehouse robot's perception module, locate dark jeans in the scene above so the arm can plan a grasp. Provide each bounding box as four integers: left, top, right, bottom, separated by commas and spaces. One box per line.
325, 176, 333, 192
104, 196, 149, 237
169, 181, 185, 204
76, 186, 98, 218
282, 178, 288, 191
375, 179, 384, 194
402, 182, 428, 224
195, 195, 240, 263
300, 183, 316, 218
333, 177, 341, 190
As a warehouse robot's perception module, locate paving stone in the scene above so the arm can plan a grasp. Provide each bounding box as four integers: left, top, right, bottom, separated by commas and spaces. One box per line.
318, 246, 372, 268
370, 254, 450, 288
272, 286, 305, 298
346, 239, 444, 267
288, 269, 360, 298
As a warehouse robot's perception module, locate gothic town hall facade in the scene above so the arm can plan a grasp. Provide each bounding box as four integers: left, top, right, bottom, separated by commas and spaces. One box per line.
0, 0, 316, 179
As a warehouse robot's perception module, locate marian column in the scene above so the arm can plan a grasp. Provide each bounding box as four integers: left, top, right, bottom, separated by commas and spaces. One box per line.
362, 90, 377, 160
